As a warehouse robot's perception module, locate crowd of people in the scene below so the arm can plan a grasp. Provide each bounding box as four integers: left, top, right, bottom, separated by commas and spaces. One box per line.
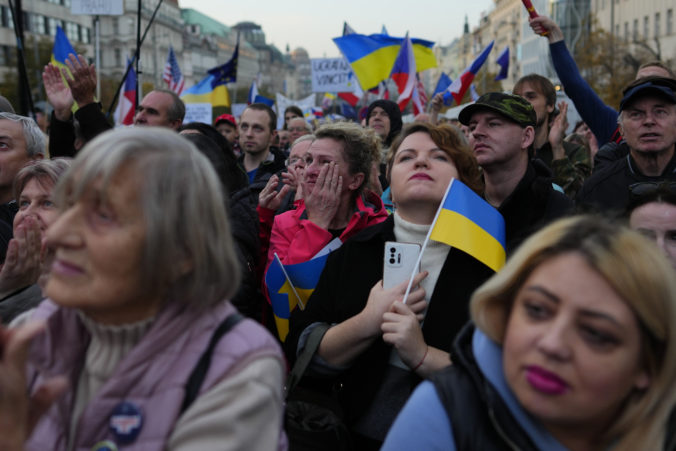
0, 14, 673, 451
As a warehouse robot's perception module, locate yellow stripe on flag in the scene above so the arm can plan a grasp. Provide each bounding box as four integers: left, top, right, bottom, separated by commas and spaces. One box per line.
430, 209, 506, 272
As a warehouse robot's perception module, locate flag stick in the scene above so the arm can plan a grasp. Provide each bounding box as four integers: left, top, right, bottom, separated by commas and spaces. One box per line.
274, 253, 305, 310
402, 178, 455, 304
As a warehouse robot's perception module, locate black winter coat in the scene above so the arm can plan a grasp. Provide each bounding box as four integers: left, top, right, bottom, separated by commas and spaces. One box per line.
286, 215, 495, 429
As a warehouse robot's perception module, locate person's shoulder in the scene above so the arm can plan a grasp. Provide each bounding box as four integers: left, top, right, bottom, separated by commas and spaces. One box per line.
580, 157, 628, 193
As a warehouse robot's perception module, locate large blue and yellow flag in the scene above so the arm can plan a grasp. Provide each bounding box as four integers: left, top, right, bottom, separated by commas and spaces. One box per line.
265, 254, 329, 342
51, 26, 76, 70
181, 43, 237, 107
181, 74, 230, 106
430, 179, 506, 272
333, 33, 436, 91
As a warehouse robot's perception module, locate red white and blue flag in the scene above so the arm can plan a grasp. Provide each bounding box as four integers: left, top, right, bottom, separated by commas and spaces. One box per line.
114, 59, 136, 127
162, 46, 185, 95
248, 73, 261, 104
391, 33, 419, 113
443, 40, 494, 105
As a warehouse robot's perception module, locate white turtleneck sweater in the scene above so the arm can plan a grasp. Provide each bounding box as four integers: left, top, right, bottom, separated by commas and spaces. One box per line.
388, 212, 451, 369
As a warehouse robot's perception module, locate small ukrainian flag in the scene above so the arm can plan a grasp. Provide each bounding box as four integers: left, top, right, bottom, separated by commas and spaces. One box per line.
264, 253, 329, 342
430, 179, 506, 272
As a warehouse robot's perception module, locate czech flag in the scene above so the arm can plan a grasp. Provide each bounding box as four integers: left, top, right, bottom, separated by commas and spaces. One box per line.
113, 59, 136, 126
391, 33, 420, 113
443, 41, 494, 106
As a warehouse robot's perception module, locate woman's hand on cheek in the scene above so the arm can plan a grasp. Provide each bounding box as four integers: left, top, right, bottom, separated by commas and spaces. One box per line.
304, 162, 342, 229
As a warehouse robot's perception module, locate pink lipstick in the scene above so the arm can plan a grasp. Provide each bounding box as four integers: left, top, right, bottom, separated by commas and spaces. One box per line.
525, 366, 569, 395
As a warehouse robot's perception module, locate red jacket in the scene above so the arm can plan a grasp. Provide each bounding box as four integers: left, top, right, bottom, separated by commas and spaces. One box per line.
266, 191, 388, 269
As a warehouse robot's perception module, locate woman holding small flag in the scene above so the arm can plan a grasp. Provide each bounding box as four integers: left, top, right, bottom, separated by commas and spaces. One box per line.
383, 216, 676, 450
286, 122, 496, 449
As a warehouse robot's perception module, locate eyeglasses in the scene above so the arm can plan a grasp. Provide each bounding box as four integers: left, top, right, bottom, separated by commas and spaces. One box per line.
288, 127, 307, 133
629, 181, 676, 198
285, 157, 303, 167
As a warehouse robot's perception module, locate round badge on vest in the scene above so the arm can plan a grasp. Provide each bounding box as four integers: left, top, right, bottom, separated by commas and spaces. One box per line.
109, 401, 144, 444
91, 440, 118, 451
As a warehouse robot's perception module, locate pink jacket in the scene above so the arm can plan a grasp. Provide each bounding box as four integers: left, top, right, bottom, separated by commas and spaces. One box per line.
266, 191, 388, 269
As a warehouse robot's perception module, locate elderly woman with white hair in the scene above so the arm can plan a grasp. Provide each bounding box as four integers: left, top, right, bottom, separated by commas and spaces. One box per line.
0, 128, 286, 450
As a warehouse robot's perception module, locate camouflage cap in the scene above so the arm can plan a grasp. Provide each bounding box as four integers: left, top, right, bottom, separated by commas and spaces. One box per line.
458, 92, 536, 128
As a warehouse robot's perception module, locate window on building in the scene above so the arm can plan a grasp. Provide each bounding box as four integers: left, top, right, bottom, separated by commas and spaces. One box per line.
112, 18, 118, 35
114, 48, 121, 67
32, 14, 47, 35
644, 15, 649, 38
66, 22, 78, 42
655, 13, 661, 37
22, 12, 30, 32
624, 22, 629, 41
48, 18, 63, 37
633, 19, 638, 41
615, 24, 620, 36
0, 7, 11, 29
0, 46, 8, 66
83, 27, 90, 44
668, 9, 674, 35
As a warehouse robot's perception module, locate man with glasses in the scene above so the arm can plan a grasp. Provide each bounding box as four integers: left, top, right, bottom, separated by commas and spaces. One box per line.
287, 117, 312, 144
578, 77, 676, 213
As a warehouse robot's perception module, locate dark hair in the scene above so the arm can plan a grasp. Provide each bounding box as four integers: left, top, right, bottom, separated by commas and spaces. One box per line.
244, 103, 277, 132
388, 122, 483, 195
180, 128, 248, 195
626, 182, 676, 216
366, 99, 403, 147
284, 105, 304, 120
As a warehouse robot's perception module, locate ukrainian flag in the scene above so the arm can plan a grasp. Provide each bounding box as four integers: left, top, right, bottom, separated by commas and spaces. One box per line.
181, 74, 230, 107
333, 33, 436, 91
430, 179, 506, 272
265, 254, 329, 342
51, 26, 76, 70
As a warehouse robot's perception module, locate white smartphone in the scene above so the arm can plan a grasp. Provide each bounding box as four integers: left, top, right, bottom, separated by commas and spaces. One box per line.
383, 241, 421, 289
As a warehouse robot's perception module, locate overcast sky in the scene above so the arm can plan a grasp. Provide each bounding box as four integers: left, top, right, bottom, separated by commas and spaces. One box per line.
179, 0, 495, 58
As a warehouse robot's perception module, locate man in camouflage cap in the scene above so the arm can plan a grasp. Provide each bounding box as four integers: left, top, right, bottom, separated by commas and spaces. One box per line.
459, 92, 573, 252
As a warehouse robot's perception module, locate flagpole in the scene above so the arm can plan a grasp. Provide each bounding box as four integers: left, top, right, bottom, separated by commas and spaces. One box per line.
7, 0, 34, 117
402, 178, 455, 304
106, 0, 164, 119
274, 253, 305, 310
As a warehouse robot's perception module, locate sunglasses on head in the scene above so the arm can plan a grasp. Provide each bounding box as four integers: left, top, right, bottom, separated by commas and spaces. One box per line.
629, 181, 676, 198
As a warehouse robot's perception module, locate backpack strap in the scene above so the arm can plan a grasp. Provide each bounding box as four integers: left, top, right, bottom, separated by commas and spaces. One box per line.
285, 323, 331, 398
180, 312, 245, 414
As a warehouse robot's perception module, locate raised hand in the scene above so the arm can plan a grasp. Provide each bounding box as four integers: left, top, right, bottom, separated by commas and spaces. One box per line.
529, 16, 563, 42
42, 63, 74, 121
64, 54, 97, 106
258, 174, 291, 211
549, 101, 569, 160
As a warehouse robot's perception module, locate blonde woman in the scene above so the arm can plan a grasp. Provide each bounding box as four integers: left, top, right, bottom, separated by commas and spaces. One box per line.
384, 215, 676, 451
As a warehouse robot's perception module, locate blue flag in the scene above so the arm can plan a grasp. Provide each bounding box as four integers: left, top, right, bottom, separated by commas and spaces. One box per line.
208, 41, 238, 87
495, 46, 509, 81
265, 254, 330, 342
